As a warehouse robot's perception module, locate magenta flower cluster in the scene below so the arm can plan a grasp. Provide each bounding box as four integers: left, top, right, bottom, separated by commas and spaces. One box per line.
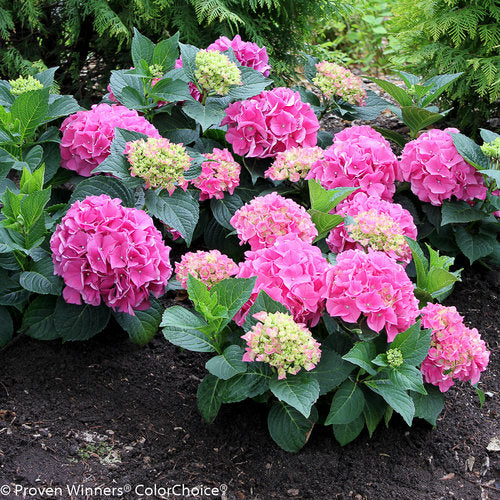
323, 249, 419, 342
175, 250, 238, 289
222, 87, 319, 158
265, 146, 324, 182
306, 126, 400, 201
230, 192, 318, 250
191, 148, 241, 200
60, 104, 160, 177
207, 35, 271, 77
235, 235, 330, 327
242, 311, 321, 380
420, 303, 490, 392
50, 195, 172, 315
327, 192, 417, 264
400, 128, 487, 205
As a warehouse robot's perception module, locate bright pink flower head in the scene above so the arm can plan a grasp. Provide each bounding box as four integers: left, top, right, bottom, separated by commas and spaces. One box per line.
50, 195, 172, 315
230, 192, 318, 250
175, 250, 238, 289
265, 146, 324, 182
323, 249, 419, 342
306, 126, 400, 201
60, 104, 160, 177
207, 35, 271, 77
242, 311, 321, 380
313, 61, 366, 106
234, 234, 330, 327
420, 303, 490, 392
400, 128, 487, 205
326, 192, 417, 265
222, 87, 319, 158
191, 148, 241, 200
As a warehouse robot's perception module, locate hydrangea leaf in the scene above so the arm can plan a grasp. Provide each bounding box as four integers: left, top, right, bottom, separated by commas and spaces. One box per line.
325, 379, 365, 425
205, 345, 247, 380
21, 295, 59, 340
333, 413, 365, 446
197, 374, 223, 423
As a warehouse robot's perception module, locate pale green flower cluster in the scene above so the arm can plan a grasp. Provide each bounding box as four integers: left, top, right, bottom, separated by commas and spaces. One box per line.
9, 75, 44, 95
386, 348, 403, 368
125, 137, 191, 195
481, 137, 500, 162
194, 49, 242, 96
148, 64, 164, 78
242, 311, 321, 380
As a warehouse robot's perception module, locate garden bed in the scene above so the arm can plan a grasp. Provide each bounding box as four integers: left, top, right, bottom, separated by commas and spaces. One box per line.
0, 265, 498, 500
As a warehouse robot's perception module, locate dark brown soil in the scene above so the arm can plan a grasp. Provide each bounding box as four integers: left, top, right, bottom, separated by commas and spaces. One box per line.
0, 266, 498, 500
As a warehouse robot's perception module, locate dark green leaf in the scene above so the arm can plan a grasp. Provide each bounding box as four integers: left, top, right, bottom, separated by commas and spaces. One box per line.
152, 32, 180, 71
0, 306, 13, 347
144, 189, 199, 246
23, 146, 44, 171
370, 78, 412, 106
366, 380, 414, 426
113, 296, 163, 345
21, 295, 59, 340
362, 389, 386, 437
389, 365, 426, 394
268, 401, 317, 452
108, 69, 144, 103
480, 169, 500, 184
131, 28, 154, 67
243, 291, 289, 331
150, 78, 192, 102
373, 127, 408, 148
311, 348, 355, 395
479, 129, 500, 144
449, 132, 489, 170
454, 226, 496, 264
405, 237, 429, 289
401, 106, 444, 135
342, 342, 377, 375
228, 67, 271, 100
441, 201, 487, 225
325, 379, 365, 425
197, 374, 223, 423
421, 73, 462, 107
178, 43, 199, 82
205, 345, 247, 380
11, 89, 50, 141
46, 95, 80, 120
34, 67, 58, 88
120, 86, 148, 109
54, 298, 110, 341
183, 98, 227, 131
333, 413, 364, 446
411, 385, 445, 426
19, 257, 62, 295
269, 371, 320, 418
220, 362, 271, 403
70, 176, 135, 207
210, 194, 243, 230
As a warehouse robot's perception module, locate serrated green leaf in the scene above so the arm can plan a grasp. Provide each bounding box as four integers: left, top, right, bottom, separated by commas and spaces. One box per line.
197, 374, 222, 423
268, 401, 317, 452
308, 180, 356, 213
178, 43, 199, 82
109, 70, 144, 103
219, 362, 271, 403
401, 106, 444, 135
183, 98, 227, 131
389, 365, 426, 394
269, 371, 319, 418
11, 89, 50, 142
144, 188, 199, 246
480, 169, 500, 184
152, 33, 180, 71
206, 345, 247, 380
441, 201, 487, 225
19, 258, 62, 295
311, 349, 355, 395
46, 94, 80, 120
113, 296, 163, 345
21, 295, 59, 340
243, 290, 289, 331
411, 385, 444, 425
366, 380, 414, 426
479, 129, 500, 144
309, 209, 343, 241
449, 132, 490, 170
131, 28, 154, 67
161, 305, 215, 352
23, 146, 44, 171
70, 176, 135, 207
333, 413, 364, 446
210, 194, 243, 230
54, 298, 110, 341
149, 78, 192, 103
370, 78, 412, 106
342, 342, 377, 375
362, 389, 386, 437
20, 188, 51, 228
325, 379, 365, 425
454, 226, 496, 264
34, 67, 58, 88
120, 86, 148, 110
426, 267, 459, 297
227, 66, 271, 100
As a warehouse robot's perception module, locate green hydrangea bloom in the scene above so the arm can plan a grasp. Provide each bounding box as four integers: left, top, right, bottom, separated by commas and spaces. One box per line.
386, 348, 404, 368
194, 49, 242, 96
9, 75, 44, 95
124, 137, 191, 195
481, 137, 500, 161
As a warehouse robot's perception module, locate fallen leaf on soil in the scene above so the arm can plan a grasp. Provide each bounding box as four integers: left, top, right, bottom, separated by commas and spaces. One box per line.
287, 489, 300, 497
486, 437, 500, 452
466, 456, 475, 471
0, 410, 15, 420
440, 473, 455, 480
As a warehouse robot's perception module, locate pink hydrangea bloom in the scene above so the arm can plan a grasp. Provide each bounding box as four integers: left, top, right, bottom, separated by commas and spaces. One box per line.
400, 128, 487, 205
207, 35, 271, 77
323, 249, 419, 342
60, 104, 160, 177
242, 311, 321, 379
420, 303, 490, 392
230, 192, 318, 250
191, 148, 241, 200
235, 234, 330, 327
313, 61, 366, 106
50, 195, 172, 315
306, 126, 400, 201
222, 87, 319, 158
175, 250, 238, 289
164, 224, 183, 240
265, 146, 324, 182
326, 192, 417, 264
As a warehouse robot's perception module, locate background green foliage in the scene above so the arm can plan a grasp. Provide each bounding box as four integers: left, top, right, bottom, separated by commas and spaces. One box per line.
390, 0, 500, 131
0, 0, 348, 103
